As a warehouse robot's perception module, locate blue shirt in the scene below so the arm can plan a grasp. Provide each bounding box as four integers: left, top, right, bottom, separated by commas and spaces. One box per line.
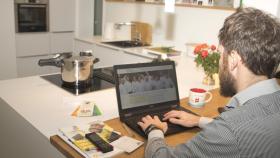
145, 79, 280, 158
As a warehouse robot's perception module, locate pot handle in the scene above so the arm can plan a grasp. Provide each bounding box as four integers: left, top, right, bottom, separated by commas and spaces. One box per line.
38, 52, 72, 67
93, 58, 100, 64
38, 58, 63, 67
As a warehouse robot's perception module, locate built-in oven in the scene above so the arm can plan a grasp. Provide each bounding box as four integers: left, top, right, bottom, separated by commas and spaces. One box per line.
15, 0, 49, 33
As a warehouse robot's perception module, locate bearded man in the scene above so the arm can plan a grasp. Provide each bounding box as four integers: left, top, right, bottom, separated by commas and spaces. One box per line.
138, 7, 280, 158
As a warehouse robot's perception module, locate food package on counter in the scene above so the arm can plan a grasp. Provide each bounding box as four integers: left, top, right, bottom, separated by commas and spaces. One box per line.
71, 101, 102, 117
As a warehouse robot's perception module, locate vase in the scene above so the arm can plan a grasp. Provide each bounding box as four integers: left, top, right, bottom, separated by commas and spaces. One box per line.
202, 74, 215, 86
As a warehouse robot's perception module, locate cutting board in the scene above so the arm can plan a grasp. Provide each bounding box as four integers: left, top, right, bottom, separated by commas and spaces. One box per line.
131, 21, 152, 45
143, 47, 181, 60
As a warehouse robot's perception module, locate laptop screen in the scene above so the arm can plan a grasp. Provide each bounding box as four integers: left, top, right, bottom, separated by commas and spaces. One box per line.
114, 62, 179, 110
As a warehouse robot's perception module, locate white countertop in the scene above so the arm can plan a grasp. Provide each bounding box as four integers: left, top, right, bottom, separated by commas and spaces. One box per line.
0, 40, 216, 139
75, 36, 178, 59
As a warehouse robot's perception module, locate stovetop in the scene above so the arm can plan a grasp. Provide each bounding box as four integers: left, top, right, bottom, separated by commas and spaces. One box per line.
41, 67, 115, 95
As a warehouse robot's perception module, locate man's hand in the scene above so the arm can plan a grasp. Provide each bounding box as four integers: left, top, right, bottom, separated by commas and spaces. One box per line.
163, 110, 200, 127
137, 115, 168, 133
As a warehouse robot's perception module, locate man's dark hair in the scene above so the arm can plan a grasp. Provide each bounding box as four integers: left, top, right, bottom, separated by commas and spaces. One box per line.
218, 7, 280, 78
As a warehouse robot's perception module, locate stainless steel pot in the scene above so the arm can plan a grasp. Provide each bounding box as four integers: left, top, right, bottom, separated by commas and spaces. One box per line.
38, 52, 99, 85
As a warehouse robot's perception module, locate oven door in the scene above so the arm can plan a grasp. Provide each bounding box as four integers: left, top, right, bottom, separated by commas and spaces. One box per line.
16, 4, 48, 32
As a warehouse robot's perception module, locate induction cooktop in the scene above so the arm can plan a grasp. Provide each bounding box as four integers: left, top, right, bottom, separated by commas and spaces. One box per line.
41, 67, 115, 95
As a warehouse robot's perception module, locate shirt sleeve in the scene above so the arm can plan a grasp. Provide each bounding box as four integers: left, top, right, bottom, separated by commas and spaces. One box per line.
198, 117, 214, 128
145, 117, 240, 158
148, 129, 164, 140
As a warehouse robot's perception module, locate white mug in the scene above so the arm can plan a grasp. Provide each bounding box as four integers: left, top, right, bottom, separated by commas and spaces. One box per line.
188, 88, 212, 108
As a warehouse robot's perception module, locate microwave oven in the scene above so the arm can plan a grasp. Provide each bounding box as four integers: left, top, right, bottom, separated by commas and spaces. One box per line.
15, 0, 49, 33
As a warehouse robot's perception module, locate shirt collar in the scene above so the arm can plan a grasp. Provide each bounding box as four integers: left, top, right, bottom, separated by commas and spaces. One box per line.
228, 78, 280, 107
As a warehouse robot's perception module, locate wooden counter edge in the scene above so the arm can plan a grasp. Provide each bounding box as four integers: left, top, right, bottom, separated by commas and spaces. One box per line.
50, 135, 84, 158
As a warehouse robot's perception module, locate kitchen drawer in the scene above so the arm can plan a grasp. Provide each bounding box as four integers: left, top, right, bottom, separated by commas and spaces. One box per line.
49, 67, 61, 74
50, 32, 74, 54
15, 33, 50, 57
119, 51, 152, 64
93, 44, 121, 68
16, 55, 55, 77
93, 44, 152, 68
74, 39, 94, 53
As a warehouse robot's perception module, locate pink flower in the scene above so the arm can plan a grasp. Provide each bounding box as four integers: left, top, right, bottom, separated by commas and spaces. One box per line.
201, 50, 208, 58
194, 43, 208, 55
210, 45, 216, 51
194, 46, 201, 54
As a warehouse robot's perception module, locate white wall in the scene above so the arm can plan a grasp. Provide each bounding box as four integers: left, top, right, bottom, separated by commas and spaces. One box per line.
278, 2, 280, 18
242, 0, 280, 16
104, 2, 234, 50
75, 0, 94, 38
0, 0, 17, 80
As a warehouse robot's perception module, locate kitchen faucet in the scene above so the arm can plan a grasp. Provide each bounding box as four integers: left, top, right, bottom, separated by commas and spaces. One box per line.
114, 22, 142, 42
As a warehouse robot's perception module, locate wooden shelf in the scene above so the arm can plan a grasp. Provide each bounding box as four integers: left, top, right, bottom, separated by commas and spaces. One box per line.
106, 0, 236, 11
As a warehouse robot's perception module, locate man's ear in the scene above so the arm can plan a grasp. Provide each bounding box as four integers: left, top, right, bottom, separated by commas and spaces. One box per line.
229, 50, 241, 71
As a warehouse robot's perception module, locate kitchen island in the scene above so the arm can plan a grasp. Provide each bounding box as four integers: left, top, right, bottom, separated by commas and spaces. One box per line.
0, 50, 214, 157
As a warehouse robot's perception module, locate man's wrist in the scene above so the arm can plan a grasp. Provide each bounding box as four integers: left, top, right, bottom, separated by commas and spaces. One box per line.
198, 117, 214, 128
144, 124, 162, 135
148, 129, 164, 140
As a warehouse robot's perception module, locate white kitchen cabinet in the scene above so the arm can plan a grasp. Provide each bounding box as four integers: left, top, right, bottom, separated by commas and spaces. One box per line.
50, 32, 74, 54
16, 55, 57, 77
0, 0, 17, 80
49, 0, 75, 32
15, 33, 50, 57
118, 51, 151, 64
92, 44, 121, 68
14, 0, 75, 77
93, 44, 152, 68
15, 32, 71, 77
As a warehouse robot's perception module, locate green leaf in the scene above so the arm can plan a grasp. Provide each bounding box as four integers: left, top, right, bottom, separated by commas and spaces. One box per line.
195, 51, 220, 76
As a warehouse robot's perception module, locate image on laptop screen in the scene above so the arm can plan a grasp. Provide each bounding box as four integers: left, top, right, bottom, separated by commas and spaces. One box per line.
115, 63, 178, 110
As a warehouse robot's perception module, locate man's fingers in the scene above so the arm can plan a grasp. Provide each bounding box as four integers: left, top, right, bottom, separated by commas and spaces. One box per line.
137, 121, 145, 130
142, 116, 147, 122
153, 115, 160, 121
169, 118, 184, 125
137, 121, 143, 126
146, 115, 152, 120
137, 122, 144, 128
164, 110, 178, 117
163, 111, 181, 120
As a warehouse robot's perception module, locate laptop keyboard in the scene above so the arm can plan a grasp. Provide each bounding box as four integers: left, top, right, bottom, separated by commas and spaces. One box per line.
125, 107, 198, 137
132, 107, 197, 123
136, 111, 167, 122
139, 111, 188, 129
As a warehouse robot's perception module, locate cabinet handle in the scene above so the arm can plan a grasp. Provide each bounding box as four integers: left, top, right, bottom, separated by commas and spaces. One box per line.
51, 31, 74, 33
17, 54, 52, 58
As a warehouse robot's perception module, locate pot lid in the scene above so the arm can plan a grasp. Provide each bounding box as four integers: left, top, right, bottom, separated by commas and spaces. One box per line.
64, 56, 94, 62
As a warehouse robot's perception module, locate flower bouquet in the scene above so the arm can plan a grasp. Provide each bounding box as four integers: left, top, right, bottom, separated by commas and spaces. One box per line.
194, 43, 220, 85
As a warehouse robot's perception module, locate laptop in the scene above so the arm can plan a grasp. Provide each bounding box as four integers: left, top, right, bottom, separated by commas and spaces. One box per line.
113, 61, 197, 137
